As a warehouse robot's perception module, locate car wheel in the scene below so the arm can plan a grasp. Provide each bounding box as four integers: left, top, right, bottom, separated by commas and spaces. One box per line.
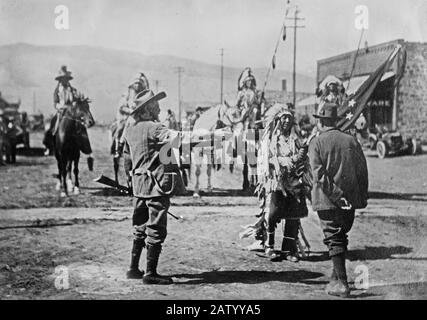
376, 140, 388, 159
411, 138, 422, 155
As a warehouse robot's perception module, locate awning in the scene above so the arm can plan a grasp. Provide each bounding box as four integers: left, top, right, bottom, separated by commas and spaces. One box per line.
342, 71, 395, 95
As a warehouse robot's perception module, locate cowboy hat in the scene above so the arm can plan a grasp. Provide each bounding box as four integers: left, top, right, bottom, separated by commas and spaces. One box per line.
313, 102, 344, 119
131, 90, 166, 115
55, 65, 73, 81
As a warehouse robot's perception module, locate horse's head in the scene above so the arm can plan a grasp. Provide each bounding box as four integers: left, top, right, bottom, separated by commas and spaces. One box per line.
73, 93, 95, 128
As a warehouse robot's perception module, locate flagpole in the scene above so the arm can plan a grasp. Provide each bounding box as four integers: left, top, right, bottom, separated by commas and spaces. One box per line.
346, 29, 365, 92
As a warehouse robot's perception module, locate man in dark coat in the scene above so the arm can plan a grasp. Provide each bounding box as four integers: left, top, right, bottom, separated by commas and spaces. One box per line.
122, 89, 185, 285
308, 102, 368, 298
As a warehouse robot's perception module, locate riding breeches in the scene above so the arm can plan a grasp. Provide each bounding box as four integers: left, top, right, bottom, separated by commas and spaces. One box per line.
132, 196, 170, 246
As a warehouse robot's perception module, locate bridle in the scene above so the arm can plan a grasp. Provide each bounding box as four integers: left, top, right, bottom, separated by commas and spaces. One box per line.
61, 101, 93, 127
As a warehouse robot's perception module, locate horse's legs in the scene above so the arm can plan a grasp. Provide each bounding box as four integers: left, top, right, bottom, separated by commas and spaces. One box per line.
206, 163, 212, 193
66, 160, 73, 194
73, 154, 80, 195
194, 164, 201, 197
242, 163, 249, 191
55, 158, 62, 191
249, 165, 257, 189
113, 156, 120, 186
60, 159, 68, 197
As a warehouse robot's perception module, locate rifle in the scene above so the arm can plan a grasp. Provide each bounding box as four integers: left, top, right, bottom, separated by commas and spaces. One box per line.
93, 175, 183, 220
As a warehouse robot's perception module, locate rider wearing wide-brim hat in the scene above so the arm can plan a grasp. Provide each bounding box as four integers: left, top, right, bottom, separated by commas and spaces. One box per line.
43, 66, 94, 168
44, 65, 79, 151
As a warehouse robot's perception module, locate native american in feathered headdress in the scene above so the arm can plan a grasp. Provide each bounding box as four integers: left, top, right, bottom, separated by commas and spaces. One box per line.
240, 103, 314, 261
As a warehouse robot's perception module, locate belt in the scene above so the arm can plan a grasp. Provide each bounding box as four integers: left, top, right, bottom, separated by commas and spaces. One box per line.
132, 167, 177, 196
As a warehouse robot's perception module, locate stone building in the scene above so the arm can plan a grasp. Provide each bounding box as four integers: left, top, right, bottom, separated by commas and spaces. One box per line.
316, 39, 427, 142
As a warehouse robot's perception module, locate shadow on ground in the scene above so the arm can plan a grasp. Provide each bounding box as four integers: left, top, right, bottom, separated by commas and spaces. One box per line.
369, 191, 427, 202
16, 147, 46, 157
171, 269, 323, 285
304, 245, 418, 262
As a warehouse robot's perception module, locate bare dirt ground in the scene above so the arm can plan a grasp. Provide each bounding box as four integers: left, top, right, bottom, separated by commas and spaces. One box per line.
0, 127, 426, 300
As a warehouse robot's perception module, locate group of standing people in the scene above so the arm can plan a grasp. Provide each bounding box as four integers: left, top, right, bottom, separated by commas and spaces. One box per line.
118, 69, 368, 299
42, 66, 369, 297
246, 95, 368, 297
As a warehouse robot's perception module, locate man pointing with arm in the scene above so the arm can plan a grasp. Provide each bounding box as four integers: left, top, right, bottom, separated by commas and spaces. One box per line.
122, 89, 185, 284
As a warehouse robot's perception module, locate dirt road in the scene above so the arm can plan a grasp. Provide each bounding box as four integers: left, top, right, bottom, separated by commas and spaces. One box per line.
0, 128, 426, 299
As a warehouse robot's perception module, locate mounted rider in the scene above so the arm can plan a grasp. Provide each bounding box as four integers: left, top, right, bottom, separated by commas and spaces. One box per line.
113, 72, 150, 158
44, 66, 94, 169
235, 67, 262, 130
317, 75, 347, 110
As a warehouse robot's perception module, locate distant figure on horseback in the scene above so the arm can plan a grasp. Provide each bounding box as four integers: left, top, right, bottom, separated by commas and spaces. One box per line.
164, 109, 179, 130
43, 66, 94, 170
112, 72, 150, 158
54, 93, 95, 196
316, 75, 347, 110
234, 67, 263, 131
110, 72, 150, 189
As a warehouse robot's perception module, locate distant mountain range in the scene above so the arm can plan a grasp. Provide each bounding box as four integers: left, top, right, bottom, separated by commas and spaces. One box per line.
0, 43, 315, 123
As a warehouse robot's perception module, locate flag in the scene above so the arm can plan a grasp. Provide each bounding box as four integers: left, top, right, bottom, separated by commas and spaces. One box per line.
337, 45, 402, 131
282, 25, 287, 41
272, 55, 276, 70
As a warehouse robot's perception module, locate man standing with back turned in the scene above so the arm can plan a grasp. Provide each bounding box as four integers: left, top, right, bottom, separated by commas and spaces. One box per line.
309, 102, 368, 298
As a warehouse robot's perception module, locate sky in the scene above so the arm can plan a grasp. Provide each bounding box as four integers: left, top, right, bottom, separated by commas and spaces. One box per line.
0, 0, 426, 76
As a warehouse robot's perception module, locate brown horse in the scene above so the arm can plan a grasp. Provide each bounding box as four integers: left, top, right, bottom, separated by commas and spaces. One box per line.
54, 95, 95, 196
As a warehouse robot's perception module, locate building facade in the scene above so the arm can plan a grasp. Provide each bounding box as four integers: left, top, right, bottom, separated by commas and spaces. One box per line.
317, 39, 427, 142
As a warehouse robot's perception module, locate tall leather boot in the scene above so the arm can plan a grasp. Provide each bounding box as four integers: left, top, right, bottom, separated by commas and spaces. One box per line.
325, 253, 350, 298
126, 239, 145, 279
142, 244, 173, 285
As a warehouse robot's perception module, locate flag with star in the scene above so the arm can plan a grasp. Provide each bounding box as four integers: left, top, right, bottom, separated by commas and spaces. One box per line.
337, 44, 405, 131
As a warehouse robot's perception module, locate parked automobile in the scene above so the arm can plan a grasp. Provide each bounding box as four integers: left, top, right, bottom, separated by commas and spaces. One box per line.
367, 124, 421, 159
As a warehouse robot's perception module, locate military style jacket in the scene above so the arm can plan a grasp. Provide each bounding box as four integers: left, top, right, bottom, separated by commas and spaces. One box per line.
308, 128, 368, 211
123, 120, 186, 198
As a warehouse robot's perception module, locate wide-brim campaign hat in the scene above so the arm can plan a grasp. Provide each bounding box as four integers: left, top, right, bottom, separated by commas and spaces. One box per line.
313, 102, 344, 119
55, 65, 73, 81
131, 90, 166, 115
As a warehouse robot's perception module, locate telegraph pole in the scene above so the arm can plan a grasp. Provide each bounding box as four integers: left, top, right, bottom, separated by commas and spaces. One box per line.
175, 67, 184, 128
32, 91, 36, 114
220, 48, 224, 104
286, 5, 305, 107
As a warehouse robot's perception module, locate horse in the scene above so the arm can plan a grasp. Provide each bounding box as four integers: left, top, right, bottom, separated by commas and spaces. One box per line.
54, 95, 95, 197
190, 101, 261, 196
217, 101, 261, 191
